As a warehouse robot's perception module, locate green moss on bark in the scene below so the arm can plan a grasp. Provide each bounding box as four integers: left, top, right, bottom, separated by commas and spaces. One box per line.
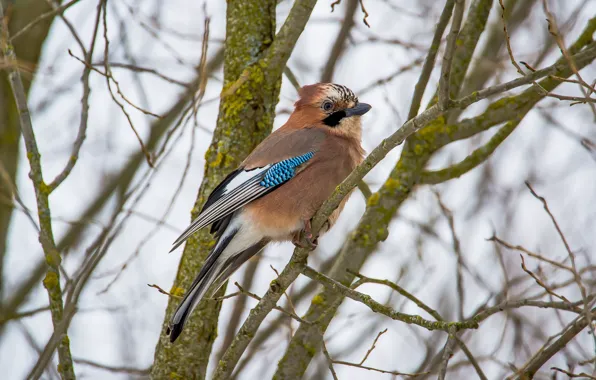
151, 1, 280, 379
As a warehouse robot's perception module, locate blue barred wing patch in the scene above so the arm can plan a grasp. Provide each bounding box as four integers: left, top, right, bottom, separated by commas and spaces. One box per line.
260, 152, 314, 188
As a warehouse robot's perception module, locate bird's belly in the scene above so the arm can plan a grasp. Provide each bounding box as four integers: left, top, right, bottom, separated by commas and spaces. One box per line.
242, 201, 303, 242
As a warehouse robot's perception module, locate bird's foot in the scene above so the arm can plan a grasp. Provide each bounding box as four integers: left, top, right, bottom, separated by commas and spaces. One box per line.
292, 219, 318, 250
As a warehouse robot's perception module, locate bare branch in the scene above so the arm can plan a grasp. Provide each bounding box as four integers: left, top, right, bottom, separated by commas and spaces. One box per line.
511, 314, 593, 379
302, 266, 478, 331
438, 326, 458, 380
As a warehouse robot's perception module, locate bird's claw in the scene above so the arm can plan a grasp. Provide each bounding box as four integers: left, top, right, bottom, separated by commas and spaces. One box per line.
292, 232, 318, 250
292, 219, 318, 250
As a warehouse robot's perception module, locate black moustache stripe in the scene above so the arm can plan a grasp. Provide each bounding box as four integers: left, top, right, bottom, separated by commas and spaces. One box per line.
322, 110, 346, 127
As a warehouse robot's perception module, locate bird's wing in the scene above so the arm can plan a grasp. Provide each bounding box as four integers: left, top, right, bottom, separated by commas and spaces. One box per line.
242, 126, 326, 169
170, 151, 316, 252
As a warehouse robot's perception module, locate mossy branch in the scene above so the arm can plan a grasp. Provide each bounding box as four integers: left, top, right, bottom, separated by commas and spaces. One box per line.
213, 245, 312, 380
427, 0, 494, 111
408, 0, 455, 119
419, 118, 520, 184
152, 1, 279, 377
0, 3, 75, 379
156, 0, 318, 378
302, 266, 478, 331
0, 0, 59, 302
438, 0, 465, 110
447, 0, 494, 101
440, 43, 596, 150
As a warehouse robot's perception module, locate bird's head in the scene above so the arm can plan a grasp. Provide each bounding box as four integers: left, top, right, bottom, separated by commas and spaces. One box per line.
292, 83, 371, 139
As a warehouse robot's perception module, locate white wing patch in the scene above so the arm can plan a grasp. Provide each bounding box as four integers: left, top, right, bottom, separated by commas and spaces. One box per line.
221, 166, 269, 195
170, 167, 271, 252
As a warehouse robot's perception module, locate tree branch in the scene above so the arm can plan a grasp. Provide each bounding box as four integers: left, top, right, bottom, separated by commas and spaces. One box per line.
408, 0, 455, 119
511, 314, 593, 379
0, 2, 75, 378
419, 118, 520, 184
160, 1, 319, 378
437, 326, 458, 380
438, 0, 464, 110
303, 266, 478, 330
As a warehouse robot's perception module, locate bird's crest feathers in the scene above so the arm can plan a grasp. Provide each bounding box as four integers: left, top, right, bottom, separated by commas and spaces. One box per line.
295, 83, 358, 109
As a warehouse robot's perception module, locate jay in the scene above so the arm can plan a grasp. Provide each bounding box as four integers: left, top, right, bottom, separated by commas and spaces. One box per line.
167, 83, 371, 342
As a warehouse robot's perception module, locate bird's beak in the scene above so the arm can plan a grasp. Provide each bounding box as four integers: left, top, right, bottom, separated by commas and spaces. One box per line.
344, 103, 372, 117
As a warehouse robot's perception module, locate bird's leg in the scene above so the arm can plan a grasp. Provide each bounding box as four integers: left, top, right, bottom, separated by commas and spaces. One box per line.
292, 219, 318, 249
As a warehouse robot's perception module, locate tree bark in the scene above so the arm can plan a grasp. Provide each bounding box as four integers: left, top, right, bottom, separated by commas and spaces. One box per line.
151, 1, 280, 378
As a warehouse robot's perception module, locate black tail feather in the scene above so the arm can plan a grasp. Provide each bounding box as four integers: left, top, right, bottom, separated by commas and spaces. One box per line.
167, 228, 238, 342
167, 240, 267, 343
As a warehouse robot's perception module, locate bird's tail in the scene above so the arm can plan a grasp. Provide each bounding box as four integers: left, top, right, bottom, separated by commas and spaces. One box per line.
167, 228, 265, 342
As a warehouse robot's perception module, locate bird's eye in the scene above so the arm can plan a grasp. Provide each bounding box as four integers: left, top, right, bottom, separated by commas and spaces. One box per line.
322, 101, 333, 111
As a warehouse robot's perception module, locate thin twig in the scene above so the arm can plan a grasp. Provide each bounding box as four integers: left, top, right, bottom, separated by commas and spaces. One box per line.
551, 367, 596, 379
148, 284, 182, 299
525, 181, 595, 354
321, 339, 339, 380
234, 282, 309, 325
9, 0, 81, 42
455, 337, 489, 380
542, 0, 596, 118
93, 61, 189, 87
0, 305, 50, 323
488, 235, 572, 272
470, 296, 590, 323
284, 66, 301, 92
74, 358, 150, 376
436, 193, 465, 320
498, 0, 526, 75
47, 0, 102, 192
349, 270, 443, 321
101, 2, 154, 167
359, 328, 387, 365
438, 326, 458, 380
357, 0, 370, 27
519, 254, 570, 303
332, 360, 428, 377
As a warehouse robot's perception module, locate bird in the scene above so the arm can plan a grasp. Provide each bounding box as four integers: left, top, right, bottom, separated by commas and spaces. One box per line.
167, 83, 371, 342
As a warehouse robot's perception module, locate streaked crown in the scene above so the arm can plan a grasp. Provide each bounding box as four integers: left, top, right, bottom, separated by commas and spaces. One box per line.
295, 83, 358, 108
320, 83, 358, 105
